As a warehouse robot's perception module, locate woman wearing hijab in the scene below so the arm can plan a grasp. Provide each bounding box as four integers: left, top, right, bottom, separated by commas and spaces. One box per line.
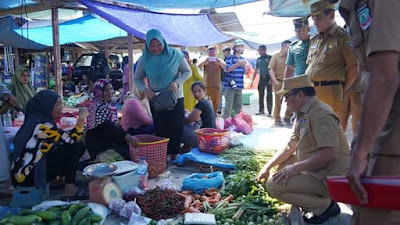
182, 51, 204, 112
9, 68, 35, 111
134, 29, 191, 160
86, 79, 139, 160
10, 90, 87, 196
121, 86, 154, 135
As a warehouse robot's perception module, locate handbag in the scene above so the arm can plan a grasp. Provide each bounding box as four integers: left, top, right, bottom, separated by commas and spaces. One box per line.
151, 89, 177, 111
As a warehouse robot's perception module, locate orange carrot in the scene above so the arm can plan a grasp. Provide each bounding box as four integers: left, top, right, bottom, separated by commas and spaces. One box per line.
184, 195, 193, 209
181, 190, 193, 195
183, 207, 201, 213
209, 187, 217, 192
214, 193, 222, 202
208, 199, 218, 205
203, 189, 213, 196
223, 194, 234, 202
192, 194, 201, 200
201, 196, 209, 202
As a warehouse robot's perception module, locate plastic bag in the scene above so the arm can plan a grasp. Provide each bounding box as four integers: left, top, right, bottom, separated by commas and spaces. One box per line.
109, 198, 126, 214
119, 200, 142, 219
128, 213, 152, 225
87, 203, 110, 225
184, 213, 216, 225
157, 178, 176, 191
215, 118, 224, 130
182, 172, 224, 194
238, 112, 253, 130
224, 118, 233, 129
232, 116, 252, 135
32, 200, 79, 211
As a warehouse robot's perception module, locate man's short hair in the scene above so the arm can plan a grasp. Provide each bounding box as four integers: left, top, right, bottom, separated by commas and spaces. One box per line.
294, 87, 316, 96
259, 45, 266, 50
282, 40, 292, 47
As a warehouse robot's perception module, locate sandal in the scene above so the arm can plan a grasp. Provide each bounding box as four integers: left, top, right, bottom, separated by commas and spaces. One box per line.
60, 188, 88, 201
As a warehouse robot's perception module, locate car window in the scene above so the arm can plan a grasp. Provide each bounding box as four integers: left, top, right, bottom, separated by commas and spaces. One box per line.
75, 55, 93, 67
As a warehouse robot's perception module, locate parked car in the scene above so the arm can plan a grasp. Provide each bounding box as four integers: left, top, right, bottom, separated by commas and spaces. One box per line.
71, 53, 123, 90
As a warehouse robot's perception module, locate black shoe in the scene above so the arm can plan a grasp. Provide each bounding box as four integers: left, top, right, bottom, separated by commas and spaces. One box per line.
303, 200, 340, 224
256, 111, 265, 115
267, 113, 272, 117
274, 120, 283, 126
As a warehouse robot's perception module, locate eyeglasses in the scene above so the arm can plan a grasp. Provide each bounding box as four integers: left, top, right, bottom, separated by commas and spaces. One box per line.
208, 48, 216, 51
284, 90, 298, 99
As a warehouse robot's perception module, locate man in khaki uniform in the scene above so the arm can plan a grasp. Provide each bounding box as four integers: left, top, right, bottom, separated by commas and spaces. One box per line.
306, 1, 358, 116
257, 75, 350, 224
269, 40, 292, 125
338, 0, 400, 224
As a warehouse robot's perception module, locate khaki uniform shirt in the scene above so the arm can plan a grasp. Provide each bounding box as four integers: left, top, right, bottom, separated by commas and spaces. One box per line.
305, 23, 358, 82
204, 59, 222, 88
291, 97, 350, 179
340, 0, 400, 156
268, 51, 287, 81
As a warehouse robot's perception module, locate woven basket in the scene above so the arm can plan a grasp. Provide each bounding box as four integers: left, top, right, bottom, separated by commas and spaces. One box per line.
195, 128, 230, 154
129, 134, 169, 178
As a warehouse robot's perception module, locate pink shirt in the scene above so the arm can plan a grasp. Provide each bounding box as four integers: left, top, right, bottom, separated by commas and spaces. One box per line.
122, 64, 130, 84
121, 98, 153, 130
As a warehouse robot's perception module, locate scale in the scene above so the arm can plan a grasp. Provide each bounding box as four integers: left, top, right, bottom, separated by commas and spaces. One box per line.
84, 163, 122, 206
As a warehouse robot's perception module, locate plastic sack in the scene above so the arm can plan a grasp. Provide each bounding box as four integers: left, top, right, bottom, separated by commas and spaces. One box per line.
128, 213, 152, 225
119, 200, 142, 219
87, 202, 110, 225
184, 213, 216, 225
232, 116, 252, 135
32, 200, 79, 211
182, 171, 225, 194
109, 198, 126, 214
224, 118, 233, 129
238, 112, 253, 130
157, 178, 176, 191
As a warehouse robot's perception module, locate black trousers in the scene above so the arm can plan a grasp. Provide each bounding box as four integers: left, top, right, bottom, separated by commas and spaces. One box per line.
21, 142, 85, 186
150, 98, 184, 155
258, 75, 273, 114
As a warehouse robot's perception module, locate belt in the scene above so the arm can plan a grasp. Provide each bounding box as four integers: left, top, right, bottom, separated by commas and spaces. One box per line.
313, 80, 343, 86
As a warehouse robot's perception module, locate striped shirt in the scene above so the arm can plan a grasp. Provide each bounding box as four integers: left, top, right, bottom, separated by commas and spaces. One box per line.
224, 54, 246, 90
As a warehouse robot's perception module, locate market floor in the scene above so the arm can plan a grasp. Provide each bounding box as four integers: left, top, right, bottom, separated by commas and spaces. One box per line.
0, 89, 354, 225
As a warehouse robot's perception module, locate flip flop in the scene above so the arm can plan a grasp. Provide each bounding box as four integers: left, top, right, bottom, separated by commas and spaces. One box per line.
60, 188, 88, 201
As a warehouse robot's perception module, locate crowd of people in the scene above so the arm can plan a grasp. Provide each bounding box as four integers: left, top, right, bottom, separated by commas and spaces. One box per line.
0, 0, 398, 223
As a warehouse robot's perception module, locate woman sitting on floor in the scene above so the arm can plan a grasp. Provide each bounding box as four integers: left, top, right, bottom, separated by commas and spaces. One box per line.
10, 90, 87, 196
183, 81, 216, 148
85, 79, 139, 160
121, 86, 154, 136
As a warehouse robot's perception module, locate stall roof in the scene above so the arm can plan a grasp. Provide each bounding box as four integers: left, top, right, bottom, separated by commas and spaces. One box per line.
268, 0, 339, 17
14, 14, 127, 46
0, 0, 38, 11
0, 15, 47, 49
79, 0, 231, 46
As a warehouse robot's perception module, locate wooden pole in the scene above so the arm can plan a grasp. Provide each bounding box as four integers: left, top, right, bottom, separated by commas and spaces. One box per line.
128, 33, 134, 91
51, 7, 62, 95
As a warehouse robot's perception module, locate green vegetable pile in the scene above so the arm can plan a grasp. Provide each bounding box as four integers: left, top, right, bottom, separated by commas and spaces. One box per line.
214, 147, 285, 225
0, 203, 102, 225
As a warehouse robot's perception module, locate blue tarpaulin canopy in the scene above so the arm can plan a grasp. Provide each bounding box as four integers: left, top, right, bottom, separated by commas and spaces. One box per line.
268, 0, 339, 17
106, 0, 259, 11
14, 14, 127, 46
0, 15, 46, 49
0, 0, 38, 11
79, 0, 231, 46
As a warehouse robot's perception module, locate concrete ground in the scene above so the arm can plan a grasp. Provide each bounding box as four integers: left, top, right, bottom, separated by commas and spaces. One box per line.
0, 89, 354, 225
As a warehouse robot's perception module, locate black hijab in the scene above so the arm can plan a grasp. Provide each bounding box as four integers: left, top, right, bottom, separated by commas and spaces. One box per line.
12, 90, 60, 188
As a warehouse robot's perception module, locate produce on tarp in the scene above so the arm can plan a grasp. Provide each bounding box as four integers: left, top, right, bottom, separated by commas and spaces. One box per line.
63, 93, 90, 107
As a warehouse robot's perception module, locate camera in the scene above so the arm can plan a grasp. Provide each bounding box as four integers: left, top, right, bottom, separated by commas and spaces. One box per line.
229, 79, 237, 89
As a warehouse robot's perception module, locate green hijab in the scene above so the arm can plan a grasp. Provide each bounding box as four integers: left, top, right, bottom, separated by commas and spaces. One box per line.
143, 29, 183, 90
9, 68, 36, 111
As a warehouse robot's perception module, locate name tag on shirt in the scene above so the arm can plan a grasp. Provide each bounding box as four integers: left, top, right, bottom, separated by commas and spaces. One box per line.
310, 45, 317, 49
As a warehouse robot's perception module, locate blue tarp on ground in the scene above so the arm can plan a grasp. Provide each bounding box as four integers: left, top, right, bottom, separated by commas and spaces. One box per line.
110, 0, 259, 11
14, 14, 127, 46
268, 0, 339, 17
0, 15, 46, 49
79, 0, 231, 47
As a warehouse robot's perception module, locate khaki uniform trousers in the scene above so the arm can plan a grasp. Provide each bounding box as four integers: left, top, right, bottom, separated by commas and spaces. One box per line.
207, 87, 220, 114
266, 156, 331, 216
351, 155, 400, 225
313, 85, 343, 116
339, 91, 361, 135
273, 81, 292, 122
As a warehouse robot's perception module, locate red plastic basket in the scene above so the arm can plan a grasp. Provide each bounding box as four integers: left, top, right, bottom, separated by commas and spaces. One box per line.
129, 134, 169, 178
326, 176, 400, 210
195, 128, 230, 154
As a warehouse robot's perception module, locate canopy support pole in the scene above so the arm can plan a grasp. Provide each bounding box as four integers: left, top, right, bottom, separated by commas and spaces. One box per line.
128, 33, 134, 91
51, 7, 62, 95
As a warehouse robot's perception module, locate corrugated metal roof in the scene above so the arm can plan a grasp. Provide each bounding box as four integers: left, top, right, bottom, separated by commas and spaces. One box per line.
210, 12, 244, 32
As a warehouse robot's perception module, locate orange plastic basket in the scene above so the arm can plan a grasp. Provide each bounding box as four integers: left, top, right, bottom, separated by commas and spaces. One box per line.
129, 134, 169, 178
195, 128, 230, 154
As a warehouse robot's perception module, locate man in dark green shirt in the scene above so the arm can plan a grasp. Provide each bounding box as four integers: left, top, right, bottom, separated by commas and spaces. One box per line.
252, 45, 272, 116
285, 17, 310, 78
